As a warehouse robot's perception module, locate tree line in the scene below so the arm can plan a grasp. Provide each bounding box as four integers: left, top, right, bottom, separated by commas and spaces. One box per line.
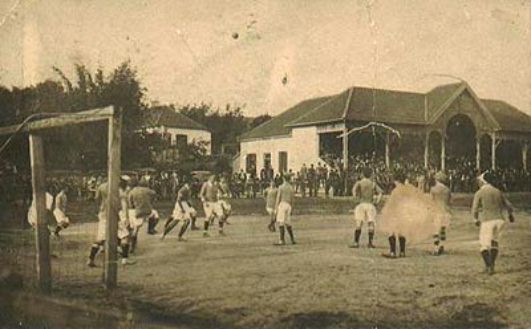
0, 61, 272, 173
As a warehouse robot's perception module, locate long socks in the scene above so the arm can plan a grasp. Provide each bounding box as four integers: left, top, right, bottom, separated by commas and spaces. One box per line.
286, 225, 295, 244
388, 236, 396, 255
399, 236, 406, 256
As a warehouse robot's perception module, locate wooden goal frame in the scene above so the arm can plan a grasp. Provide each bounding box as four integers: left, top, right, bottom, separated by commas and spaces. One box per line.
0, 106, 122, 291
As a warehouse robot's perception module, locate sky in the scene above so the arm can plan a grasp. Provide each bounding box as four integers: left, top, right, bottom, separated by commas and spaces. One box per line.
0, 0, 529, 116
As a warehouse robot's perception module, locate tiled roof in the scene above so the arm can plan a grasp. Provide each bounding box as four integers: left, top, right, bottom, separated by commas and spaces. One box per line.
144, 107, 208, 131
241, 82, 531, 140
482, 99, 531, 133
240, 96, 332, 140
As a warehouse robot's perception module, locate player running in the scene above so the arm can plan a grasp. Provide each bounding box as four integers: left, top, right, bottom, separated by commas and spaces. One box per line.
87, 176, 135, 267
349, 167, 383, 249
160, 178, 197, 241
128, 177, 158, 253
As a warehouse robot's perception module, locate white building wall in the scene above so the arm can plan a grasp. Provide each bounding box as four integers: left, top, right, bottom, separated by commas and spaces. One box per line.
240, 126, 320, 174
147, 126, 212, 154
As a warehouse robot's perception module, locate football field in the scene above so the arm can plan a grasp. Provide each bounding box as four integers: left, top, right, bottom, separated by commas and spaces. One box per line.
1, 198, 530, 329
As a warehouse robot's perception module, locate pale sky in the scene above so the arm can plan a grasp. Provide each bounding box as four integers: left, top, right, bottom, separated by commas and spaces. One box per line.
0, 0, 529, 116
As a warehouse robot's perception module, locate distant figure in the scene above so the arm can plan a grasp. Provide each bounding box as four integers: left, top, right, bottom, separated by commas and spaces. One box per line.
472, 172, 515, 275
274, 175, 296, 245
349, 167, 383, 249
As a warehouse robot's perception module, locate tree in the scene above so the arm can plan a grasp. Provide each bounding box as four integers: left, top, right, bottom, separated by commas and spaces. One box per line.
177, 103, 248, 154
0, 61, 153, 171
250, 114, 272, 129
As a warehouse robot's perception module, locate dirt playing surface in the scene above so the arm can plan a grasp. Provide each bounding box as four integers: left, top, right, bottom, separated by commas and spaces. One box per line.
1, 197, 530, 329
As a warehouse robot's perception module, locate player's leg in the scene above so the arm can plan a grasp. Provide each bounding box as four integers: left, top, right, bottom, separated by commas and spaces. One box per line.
216, 203, 226, 235
53, 209, 70, 237
479, 221, 494, 273
274, 204, 287, 245
351, 222, 362, 248
398, 235, 406, 257
161, 217, 179, 240
119, 235, 135, 265
489, 220, 505, 274
130, 225, 140, 254
367, 221, 375, 248
438, 226, 446, 255
147, 210, 159, 235
87, 240, 104, 267
88, 212, 106, 266
267, 208, 276, 232
203, 203, 213, 237
382, 234, 397, 258
285, 207, 295, 244
178, 218, 190, 241
366, 205, 376, 248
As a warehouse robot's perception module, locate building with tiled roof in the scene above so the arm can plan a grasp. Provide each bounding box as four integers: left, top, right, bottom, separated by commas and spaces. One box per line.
239, 81, 531, 175
143, 106, 211, 156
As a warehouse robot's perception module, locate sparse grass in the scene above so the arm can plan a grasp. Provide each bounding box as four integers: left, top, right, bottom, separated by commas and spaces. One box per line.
1, 197, 530, 329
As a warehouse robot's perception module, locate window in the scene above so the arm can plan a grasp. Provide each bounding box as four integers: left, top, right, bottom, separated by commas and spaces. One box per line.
278, 151, 288, 174
263, 153, 272, 169
246, 154, 257, 174
175, 134, 188, 148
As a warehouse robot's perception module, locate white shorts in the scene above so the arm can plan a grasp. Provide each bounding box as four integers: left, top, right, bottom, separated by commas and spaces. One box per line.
266, 207, 274, 216
479, 219, 505, 251
172, 201, 197, 220
53, 208, 70, 226
118, 210, 130, 239
354, 203, 377, 224
276, 202, 292, 225
96, 211, 107, 241
97, 211, 130, 241
203, 201, 224, 219
129, 209, 159, 228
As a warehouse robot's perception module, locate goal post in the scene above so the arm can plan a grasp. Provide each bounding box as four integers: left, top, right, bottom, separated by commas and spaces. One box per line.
0, 106, 122, 292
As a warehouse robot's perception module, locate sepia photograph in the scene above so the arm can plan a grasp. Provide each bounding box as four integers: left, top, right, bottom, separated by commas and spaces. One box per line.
0, 1, 530, 328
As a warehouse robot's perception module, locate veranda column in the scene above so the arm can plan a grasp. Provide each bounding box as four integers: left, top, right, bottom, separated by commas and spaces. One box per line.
343, 125, 349, 193
424, 131, 429, 169
491, 132, 497, 170
385, 132, 390, 169
441, 132, 446, 171
475, 136, 481, 171
523, 143, 528, 171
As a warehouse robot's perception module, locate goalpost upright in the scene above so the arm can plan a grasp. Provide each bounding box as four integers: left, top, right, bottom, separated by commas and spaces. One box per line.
0, 106, 122, 292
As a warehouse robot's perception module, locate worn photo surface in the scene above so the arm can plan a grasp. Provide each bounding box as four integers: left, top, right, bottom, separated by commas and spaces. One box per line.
0, 1, 530, 328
